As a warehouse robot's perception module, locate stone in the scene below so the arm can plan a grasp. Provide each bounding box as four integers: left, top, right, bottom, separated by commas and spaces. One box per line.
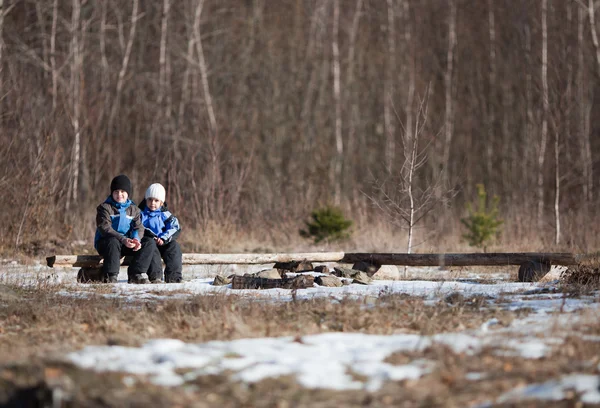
314, 265, 330, 274
351, 271, 373, 285
314, 275, 343, 287
292, 261, 314, 273
352, 261, 381, 277
254, 269, 282, 279
212, 275, 232, 286
332, 266, 358, 278
375, 265, 400, 280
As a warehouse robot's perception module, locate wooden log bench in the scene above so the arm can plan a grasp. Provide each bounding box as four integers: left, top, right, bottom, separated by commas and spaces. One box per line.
46, 252, 585, 283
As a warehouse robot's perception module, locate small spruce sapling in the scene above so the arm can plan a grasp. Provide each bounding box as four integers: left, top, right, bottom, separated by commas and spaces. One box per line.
300, 205, 353, 244
461, 184, 503, 252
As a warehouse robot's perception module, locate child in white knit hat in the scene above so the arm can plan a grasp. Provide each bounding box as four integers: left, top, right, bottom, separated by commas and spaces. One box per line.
140, 183, 183, 283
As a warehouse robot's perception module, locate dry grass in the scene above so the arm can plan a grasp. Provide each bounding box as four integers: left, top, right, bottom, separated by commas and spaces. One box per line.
1, 280, 599, 406
0, 284, 514, 363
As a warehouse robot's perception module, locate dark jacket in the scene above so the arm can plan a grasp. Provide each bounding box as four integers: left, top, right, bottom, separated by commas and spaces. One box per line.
94, 196, 144, 249
139, 200, 181, 244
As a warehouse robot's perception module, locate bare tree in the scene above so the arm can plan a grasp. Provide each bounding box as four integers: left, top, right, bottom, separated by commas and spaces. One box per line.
50, 0, 58, 110
368, 95, 454, 254
579, 4, 593, 204
403, 0, 415, 152
332, 0, 343, 205
588, 0, 600, 75
67, 0, 82, 209
107, 0, 140, 139
385, 0, 396, 174
554, 127, 560, 245
486, 0, 496, 181
538, 0, 549, 230
442, 0, 457, 179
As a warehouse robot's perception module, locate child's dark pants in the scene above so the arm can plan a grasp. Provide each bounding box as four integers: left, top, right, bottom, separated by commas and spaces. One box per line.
96, 236, 157, 281
149, 240, 183, 282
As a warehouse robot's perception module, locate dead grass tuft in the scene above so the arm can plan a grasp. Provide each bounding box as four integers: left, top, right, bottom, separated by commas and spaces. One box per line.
560, 256, 600, 293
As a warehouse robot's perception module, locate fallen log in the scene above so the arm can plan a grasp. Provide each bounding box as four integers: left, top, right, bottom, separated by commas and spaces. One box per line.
47, 252, 346, 268
339, 253, 582, 267
47, 252, 586, 269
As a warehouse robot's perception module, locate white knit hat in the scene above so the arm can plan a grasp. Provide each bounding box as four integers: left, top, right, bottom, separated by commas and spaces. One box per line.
145, 183, 166, 203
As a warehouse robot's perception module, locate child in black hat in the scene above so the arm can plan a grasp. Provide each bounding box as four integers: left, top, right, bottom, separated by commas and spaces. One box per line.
94, 174, 158, 284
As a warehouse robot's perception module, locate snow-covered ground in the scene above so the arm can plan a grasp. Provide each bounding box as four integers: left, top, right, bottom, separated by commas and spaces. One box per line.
2, 261, 599, 403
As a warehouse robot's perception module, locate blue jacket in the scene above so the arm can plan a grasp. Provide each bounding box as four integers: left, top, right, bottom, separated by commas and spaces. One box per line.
140, 204, 181, 244
94, 196, 144, 249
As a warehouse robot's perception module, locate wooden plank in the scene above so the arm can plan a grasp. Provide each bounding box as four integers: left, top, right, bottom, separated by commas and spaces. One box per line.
340, 253, 581, 266
47, 252, 584, 268
47, 252, 346, 268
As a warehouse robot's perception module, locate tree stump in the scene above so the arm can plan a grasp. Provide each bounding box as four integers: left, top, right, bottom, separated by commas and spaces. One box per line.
518, 261, 551, 282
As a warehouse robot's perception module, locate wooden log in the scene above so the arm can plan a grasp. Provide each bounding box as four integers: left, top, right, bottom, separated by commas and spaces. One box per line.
231, 275, 315, 290
46, 252, 346, 268
47, 252, 585, 269
340, 253, 582, 266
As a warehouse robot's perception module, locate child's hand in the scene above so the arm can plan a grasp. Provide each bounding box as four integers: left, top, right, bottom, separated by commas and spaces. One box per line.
124, 238, 136, 249
131, 238, 142, 251
154, 237, 164, 246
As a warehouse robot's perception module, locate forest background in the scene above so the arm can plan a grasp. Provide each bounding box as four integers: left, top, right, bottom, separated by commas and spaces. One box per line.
1, 0, 598, 256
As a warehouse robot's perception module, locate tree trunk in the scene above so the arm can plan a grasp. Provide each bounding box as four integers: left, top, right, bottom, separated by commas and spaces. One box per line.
107, 0, 140, 139
579, 6, 593, 205
486, 0, 496, 182
332, 0, 343, 205
385, 0, 396, 174
538, 0, 549, 230
443, 0, 456, 178
69, 0, 82, 208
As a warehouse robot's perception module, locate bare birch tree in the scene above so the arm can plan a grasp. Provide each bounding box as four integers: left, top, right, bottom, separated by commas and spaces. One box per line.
538, 0, 549, 230
579, 4, 593, 205
193, 0, 221, 215
50, 0, 58, 110
332, 0, 343, 205
385, 0, 396, 174
486, 0, 496, 181
107, 0, 140, 138
368, 95, 454, 254
442, 0, 457, 179
67, 0, 82, 209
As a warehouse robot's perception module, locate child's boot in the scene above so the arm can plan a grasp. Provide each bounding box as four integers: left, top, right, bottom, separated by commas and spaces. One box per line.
128, 274, 149, 284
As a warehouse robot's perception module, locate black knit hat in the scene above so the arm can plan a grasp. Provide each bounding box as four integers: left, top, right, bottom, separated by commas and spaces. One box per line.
110, 174, 132, 197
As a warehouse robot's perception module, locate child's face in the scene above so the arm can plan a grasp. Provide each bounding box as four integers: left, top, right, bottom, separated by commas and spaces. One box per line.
146, 197, 163, 211
112, 189, 128, 203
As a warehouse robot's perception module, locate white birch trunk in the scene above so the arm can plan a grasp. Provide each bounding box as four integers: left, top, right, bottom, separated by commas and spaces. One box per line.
332, 0, 343, 205
443, 0, 456, 175
487, 0, 496, 180
385, 0, 396, 174
70, 0, 82, 205
579, 6, 593, 204
554, 130, 560, 245
51, 0, 58, 110
404, 0, 415, 149
538, 0, 549, 230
